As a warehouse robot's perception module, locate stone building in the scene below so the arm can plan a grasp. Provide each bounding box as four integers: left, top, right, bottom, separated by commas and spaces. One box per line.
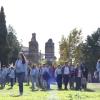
45, 39, 55, 64
29, 33, 39, 64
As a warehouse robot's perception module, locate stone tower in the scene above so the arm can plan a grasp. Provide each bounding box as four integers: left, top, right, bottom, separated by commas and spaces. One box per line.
29, 33, 39, 64
45, 39, 55, 64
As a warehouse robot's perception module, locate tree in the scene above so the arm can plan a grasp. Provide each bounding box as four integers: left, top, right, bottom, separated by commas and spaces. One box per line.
0, 6, 9, 66
59, 35, 69, 64
67, 28, 82, 63
7, 25, 22, 64
59, 28, 82, 64
81, 28, 100, 72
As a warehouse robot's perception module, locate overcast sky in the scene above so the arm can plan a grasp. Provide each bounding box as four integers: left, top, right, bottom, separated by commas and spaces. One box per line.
0, 0, 100, 58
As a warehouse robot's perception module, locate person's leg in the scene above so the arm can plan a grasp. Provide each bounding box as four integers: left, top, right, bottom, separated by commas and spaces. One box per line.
72, 77, 74, 89
59, 75, 62, 89
69, 77, 72, 89
10, 78, 13, 88
65, 75, 69, 90
63, 75, 66, 89
47, 79, 50, 90
18, 73, 25, 95
75, 77, 78, 90
78, 78, 81, 90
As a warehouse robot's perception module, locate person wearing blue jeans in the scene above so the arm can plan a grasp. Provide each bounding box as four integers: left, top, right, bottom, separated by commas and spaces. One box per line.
15, 52, 27, 95
17, 72, 25, 93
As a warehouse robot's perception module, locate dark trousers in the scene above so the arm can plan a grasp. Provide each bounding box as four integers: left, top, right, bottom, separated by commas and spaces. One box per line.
10, 78, 14, 87
16, 72, 25, 94
75, 77, 81, 90
63, 75, 69, 89
56, 74, 62, 89
69, 76, 75, 89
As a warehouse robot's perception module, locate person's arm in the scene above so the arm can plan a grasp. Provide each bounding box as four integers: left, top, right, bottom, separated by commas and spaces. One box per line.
24, 63, 28, 76
96, 62, 99, 71
54, 69, 57, 78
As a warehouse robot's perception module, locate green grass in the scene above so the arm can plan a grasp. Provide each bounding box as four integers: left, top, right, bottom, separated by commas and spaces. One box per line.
0, 83, 100, 100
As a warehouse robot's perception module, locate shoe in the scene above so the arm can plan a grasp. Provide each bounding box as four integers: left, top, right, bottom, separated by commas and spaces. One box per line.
20, 92, 23, 96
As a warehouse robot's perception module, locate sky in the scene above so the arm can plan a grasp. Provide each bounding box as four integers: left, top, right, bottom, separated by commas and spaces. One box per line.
0, 0, 100, 58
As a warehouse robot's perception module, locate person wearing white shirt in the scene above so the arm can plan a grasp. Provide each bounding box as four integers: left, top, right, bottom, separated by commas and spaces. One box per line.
55, 65, 62, 90
62, 62, 70, 90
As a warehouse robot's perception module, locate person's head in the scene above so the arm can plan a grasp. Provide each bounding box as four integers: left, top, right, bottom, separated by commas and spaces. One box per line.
65, 61, 68, 66
43, 64, 46, 67
32, 64, 36, 69
76, 63, 79, 67
57, 65, 61, 68
68, 62, 72, 66
18, 52, 26, 64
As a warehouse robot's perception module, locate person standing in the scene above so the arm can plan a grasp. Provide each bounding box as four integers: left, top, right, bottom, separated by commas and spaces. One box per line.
75, 63, 82, 90
30, 65, 37, 91
15, 52, 27, 95
62, 62, 70, 90
69, 63, 75, 90
81, 63, 88, 90
96, 59, 100, 82
42, 64, 50, 90
55, 65, 62, 90
8, 65, 15, 89
1, 65, 8, 88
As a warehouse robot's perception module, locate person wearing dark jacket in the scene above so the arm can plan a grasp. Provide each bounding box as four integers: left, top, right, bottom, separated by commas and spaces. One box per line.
62, 62, 70, 90
69, 63, 75, 90
75, 63, 82, 90
81, 63, 88, 89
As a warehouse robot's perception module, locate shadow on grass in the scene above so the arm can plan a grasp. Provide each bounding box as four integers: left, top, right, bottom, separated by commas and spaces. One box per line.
10, 94, 21, 97
84, 88, 95, 92
0, 87, 4, 90
7, 87, 12, 90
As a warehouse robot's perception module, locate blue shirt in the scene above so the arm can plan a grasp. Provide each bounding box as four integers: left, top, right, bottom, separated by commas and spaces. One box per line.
15, 59, 27, 74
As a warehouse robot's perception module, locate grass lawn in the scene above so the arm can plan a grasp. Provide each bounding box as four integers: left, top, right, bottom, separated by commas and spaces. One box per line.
0, 83, 100, 100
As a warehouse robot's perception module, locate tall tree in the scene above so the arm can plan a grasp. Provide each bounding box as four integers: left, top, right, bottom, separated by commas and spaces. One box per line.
7, 25, 22, 64
67, 28, 82, 63
59, 35, 68, 64
59, 28, 82, 64
0, 6, 9, 66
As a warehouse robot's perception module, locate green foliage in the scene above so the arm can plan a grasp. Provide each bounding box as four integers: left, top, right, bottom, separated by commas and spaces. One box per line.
81, 28, 100, 72
59, 35, 68, 64
7, 25, 22, 64
0, 6, 10, 66
0, 7, 21, 65
59, 28, 82, 64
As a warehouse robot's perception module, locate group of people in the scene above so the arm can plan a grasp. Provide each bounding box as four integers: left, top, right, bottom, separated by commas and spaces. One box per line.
0, 52, 89, 96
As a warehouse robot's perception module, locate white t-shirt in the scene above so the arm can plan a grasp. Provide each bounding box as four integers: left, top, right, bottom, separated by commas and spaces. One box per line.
64, 66, 70, 75
78, 69, 81, 77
